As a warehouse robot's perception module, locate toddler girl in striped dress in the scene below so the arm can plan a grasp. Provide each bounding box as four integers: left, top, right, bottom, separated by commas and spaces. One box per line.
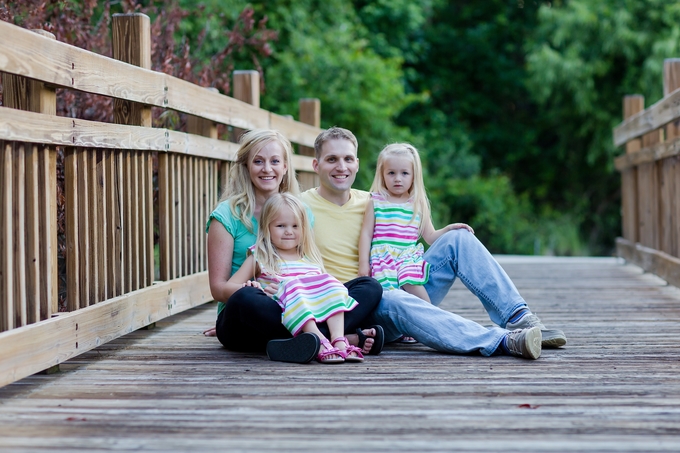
228, 193, 364, 364
359, 143, 474, 312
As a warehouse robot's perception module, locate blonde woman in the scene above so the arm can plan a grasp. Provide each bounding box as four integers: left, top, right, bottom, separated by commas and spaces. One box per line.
206, 129, 382, 363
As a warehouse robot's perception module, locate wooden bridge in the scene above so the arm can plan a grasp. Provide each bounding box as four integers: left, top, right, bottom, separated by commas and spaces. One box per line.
2, 256, 680, 451
2, 14, 680, 452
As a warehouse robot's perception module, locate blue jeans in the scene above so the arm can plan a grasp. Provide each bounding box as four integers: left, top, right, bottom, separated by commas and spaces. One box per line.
366, 229, 527, 356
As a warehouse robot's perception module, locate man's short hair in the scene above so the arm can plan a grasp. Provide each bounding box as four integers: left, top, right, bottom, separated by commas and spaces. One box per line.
313, 126, 358, 159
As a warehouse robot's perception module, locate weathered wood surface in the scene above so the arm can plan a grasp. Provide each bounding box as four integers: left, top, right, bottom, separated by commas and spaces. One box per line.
1, 256, 680, 452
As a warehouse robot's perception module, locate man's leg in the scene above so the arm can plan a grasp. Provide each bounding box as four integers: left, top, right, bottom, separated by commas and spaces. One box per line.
423, 229, 566, 346
366, 289, 507, 356
343, 276, 383, 331
217, 286, 291, 352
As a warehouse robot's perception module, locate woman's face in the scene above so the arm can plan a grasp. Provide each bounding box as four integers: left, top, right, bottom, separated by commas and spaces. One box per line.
248, 140, 288, 197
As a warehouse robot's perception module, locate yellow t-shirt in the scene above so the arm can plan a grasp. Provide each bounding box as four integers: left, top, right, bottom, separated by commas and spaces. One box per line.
300, 188, 370, 283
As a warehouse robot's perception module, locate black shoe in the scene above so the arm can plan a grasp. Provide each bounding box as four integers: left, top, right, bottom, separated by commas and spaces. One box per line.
266, 333, 320, 364
355, 325, 384, 355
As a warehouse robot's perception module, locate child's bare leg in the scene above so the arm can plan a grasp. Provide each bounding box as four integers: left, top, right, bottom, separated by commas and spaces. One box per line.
302, 320, 342, 361
326, 312, 357, 360
326, 312, 345, 347
403, 283, 431, 303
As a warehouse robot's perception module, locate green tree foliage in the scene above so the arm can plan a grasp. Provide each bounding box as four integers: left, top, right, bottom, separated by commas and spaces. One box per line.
525, 0, 680, 254
181, 0, 413, 188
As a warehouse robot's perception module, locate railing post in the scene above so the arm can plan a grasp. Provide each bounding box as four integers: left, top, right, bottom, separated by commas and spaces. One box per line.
298, 98, 321, 190
186, 88, 219, 275
632, 90, 661, 250
662, 59, 680, 257
111, 13, 154, 291
0, 30, 58, 330
229, 69, 260, 194
621, 96, 643, 246
232, 70, 260, 145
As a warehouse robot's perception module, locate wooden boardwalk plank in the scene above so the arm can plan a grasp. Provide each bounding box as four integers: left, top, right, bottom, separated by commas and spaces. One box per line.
1, 257, 680, 452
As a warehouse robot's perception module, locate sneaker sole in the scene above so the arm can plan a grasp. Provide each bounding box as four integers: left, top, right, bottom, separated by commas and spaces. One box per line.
525, 327, 542, 359
541, 330, 567, 348
266, 333, 320, 364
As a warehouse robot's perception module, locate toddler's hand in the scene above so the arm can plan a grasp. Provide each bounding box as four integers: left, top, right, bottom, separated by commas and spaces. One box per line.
358, 263, 371, 277
242, 280, 263, 290
449, 223, 474, 234
263, 282, 279, 298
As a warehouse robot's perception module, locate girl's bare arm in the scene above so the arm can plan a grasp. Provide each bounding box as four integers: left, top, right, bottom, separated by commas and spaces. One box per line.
421, 216, 474, 245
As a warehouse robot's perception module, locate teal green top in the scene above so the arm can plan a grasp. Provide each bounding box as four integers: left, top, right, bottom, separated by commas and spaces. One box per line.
205, 198, 314, 317
206, 200, 258, 315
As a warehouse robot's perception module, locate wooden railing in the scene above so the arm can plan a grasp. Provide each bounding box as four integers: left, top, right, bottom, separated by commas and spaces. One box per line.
614, 59, 680, 287
0, 15, 321, 387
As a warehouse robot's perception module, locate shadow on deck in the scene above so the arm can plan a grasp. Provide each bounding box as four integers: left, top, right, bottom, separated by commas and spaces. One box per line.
1, 256, 679, 452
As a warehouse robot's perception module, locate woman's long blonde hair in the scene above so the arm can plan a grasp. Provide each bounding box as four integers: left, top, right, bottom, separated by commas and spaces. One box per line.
370, 143, 430, 235
253, 193, 325, 276
219, 129, 300, 233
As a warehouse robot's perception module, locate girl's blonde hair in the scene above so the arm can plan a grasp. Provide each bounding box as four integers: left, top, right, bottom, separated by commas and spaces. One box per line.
219, 129, 300, 233
253, 193, 325, 275
370, 143, 430, 235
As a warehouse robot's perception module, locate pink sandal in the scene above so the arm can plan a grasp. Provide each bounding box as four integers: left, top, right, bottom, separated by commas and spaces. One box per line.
316, 339, 344, 364
332, 337, 365, 363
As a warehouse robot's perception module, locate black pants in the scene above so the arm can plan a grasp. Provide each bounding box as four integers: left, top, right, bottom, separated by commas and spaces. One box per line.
216, 276, 383, 352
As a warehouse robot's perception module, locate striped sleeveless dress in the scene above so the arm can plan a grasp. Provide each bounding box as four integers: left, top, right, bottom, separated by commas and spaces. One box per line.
369, 192, 430, 290
253, 251, 358, 336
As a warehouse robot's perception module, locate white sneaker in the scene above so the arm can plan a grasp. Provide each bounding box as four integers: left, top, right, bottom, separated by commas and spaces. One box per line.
505, 327, 542, 359
506, 313, 567, 348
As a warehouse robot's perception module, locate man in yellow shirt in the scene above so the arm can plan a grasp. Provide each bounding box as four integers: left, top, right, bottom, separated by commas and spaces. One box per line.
301, 127, 567, 359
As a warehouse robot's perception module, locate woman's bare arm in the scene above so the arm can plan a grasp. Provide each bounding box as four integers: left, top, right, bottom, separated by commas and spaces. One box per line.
207, 220, 241, 302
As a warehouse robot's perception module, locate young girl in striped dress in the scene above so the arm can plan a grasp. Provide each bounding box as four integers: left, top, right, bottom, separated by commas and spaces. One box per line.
228, 193, 364, 364
359, 143, 474, 315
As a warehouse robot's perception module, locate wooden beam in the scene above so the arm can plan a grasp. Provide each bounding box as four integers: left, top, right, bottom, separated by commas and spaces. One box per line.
616, 237, 680, 287
614, 87, 680, 147
0, 20, 320, 146
0, 107, 243, 160
0, 142, 14, 332
112, 13, 152, 127
1, 29, 58, 324
0, 272, 211, 388
232, 70, 260, 141
269, 112, 319, 148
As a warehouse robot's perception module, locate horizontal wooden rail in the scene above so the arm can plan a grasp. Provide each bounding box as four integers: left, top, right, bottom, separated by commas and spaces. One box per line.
0, 20, 320, 148
614, 135, 680, 171
0, 272, 210, 388
0, 107, 314, 171
613, 87, 680, 147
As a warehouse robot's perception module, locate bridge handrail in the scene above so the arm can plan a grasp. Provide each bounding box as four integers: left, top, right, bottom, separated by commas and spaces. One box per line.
0, 16, 321, 387
613, 59, 680, 289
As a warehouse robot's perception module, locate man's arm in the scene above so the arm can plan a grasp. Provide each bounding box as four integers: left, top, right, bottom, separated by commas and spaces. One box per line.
357, 200, 375, 277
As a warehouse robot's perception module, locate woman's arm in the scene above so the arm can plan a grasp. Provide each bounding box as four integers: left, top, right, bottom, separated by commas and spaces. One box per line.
357, 200, 375, 277
421, 216, 474, 245
207, 220, 242, 302
227, 255, 262, 289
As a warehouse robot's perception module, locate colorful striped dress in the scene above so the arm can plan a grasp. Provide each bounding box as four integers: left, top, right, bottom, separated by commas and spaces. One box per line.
253, 250, 358, 336
369, 192, 430, 290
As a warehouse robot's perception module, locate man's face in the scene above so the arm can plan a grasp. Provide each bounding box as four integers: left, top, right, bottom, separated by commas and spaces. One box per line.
313, 138, 359, 196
